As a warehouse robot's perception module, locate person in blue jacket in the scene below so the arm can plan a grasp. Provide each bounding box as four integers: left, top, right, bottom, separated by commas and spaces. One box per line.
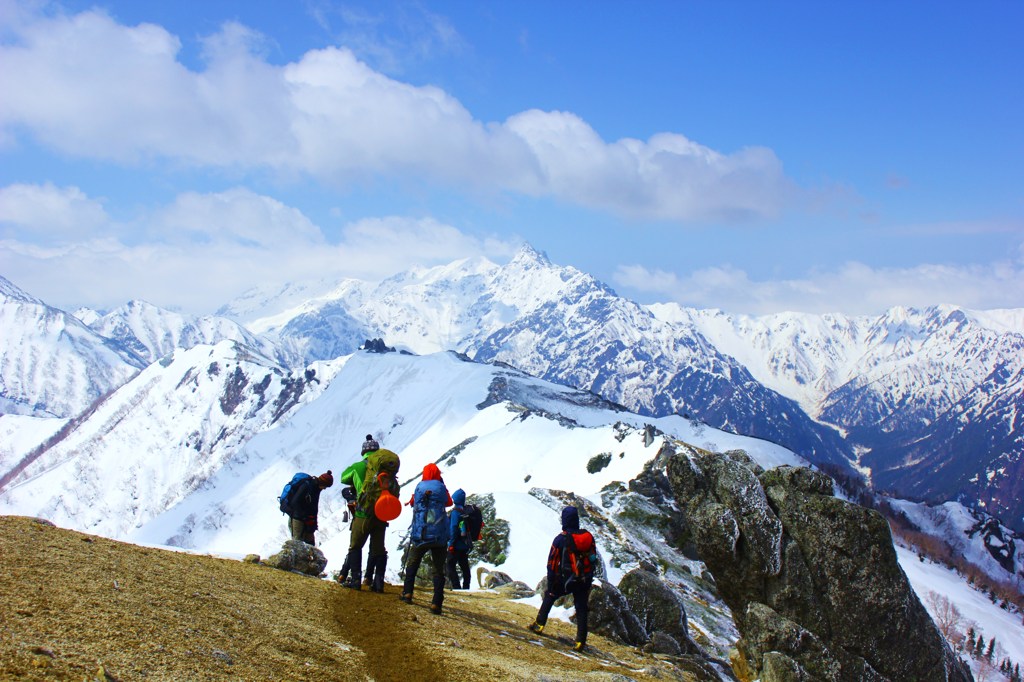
527, 505, 594, 652
446, 488, 473, 589
399, 463, 452, 614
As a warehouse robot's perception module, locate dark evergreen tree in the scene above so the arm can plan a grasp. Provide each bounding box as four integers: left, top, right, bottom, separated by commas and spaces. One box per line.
974, 634, 985, 658
985, 636, 995, 661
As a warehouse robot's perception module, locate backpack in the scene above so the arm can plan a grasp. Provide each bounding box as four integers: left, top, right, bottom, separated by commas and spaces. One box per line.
410, 479, 450, 547
279, 472, 312, 516
461, 503, 484, 542
560, 530, 597, 589
357, 449, 401, 519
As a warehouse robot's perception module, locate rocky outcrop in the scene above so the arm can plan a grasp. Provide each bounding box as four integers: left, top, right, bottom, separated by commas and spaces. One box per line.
587, 579, 648, 646
666, 448, 973, 682
263, 540, 328, 577
618, 567, 697, 655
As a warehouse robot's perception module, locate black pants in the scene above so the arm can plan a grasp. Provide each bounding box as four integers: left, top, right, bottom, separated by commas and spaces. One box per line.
535, 580, 592, 645
402, 544, 446, 607
446, 549, 470, 589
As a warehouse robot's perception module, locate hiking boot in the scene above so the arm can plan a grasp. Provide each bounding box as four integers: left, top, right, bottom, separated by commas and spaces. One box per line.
572, 641, 586, 653
342, 576, 362, 590
362, 578, 373, 587
527, 622, 544, 634
398, 593, 412, 604
429, 603, 442, 615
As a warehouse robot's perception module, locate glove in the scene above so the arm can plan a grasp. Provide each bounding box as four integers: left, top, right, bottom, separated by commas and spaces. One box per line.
448, 546, 455, 554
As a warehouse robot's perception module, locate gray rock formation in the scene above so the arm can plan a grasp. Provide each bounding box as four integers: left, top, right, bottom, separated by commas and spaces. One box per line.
263, 540, 328, 576
586, 579, 648, 646
666, 448, 973, 682
618, 567, 697, 655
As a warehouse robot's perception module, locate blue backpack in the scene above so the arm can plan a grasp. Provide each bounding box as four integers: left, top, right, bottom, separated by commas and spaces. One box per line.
410, 479, 450, 547
279, 472, 311, 515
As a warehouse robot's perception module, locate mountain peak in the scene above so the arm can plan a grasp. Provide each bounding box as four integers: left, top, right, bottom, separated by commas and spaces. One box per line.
509, 243, 551, 267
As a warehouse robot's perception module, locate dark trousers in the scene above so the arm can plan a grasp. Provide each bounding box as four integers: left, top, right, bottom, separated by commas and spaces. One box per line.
349, 515, 387, 555
535, 580, 592, 645
446, 549, 470, 589
289, 516, 315, 544
402, 544, 447, 607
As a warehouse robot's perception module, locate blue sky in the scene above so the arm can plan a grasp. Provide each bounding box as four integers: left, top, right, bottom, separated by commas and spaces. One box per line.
1, 0, 1021, 316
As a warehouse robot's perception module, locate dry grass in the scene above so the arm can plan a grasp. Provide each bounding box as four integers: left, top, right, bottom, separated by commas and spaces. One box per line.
0, 516, 707, 681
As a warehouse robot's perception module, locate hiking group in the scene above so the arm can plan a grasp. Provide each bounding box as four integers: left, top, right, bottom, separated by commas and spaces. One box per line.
279, 433, 597, 652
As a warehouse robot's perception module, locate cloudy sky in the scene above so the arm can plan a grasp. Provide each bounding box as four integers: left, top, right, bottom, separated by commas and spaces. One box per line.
1, 0, 1021, 316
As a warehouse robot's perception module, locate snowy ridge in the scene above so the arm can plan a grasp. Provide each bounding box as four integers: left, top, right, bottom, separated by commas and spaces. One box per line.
90, 299, 289, 366
0, 275, 145, 418
210, 245, 1024, 530
0, 340, 338, 538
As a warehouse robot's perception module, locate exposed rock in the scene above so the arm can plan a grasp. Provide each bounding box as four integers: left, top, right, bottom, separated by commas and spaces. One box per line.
618, 568, 694, 654
242, 554, 260, 564
475, 567, 513, 589
494, 581, 536, 599
263, 540, 327, 577
586, 580, 648, 647
641, 631, 681, 656
666, 449, 974, 682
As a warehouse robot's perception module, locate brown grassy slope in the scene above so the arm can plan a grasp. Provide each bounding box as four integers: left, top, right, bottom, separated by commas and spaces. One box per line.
0, 516, 707, 681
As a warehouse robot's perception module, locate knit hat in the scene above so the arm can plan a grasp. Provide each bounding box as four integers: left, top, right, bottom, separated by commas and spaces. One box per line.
318, 470, 334, 487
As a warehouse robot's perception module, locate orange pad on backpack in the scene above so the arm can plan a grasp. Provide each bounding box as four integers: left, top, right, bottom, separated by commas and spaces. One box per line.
375, 490, 402, 522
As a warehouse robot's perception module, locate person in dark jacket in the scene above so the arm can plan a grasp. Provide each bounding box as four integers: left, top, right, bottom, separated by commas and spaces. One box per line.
446, 488, 472, 589
399, 463, 452, 614
287, 471, 334, 545
527, 505, 593, 652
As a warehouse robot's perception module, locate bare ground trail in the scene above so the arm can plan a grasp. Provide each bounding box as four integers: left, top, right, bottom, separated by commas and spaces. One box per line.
0, 516, 707, 681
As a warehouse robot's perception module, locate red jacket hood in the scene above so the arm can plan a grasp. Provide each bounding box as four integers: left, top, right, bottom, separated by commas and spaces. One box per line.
422, 463, 442, 481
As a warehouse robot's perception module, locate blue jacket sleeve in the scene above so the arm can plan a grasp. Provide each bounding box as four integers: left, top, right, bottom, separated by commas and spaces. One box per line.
448, 507, 463, 549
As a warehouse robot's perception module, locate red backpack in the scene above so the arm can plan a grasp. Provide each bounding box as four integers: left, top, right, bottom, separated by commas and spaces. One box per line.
558, 530, 597, 588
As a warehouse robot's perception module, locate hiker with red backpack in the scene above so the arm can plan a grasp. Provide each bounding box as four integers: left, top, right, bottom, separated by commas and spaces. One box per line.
446, 488, 481, 590
279, 471, 334, 545
399, 463, 453, 614
339, 444, 401, 592
527, 505, 598, 652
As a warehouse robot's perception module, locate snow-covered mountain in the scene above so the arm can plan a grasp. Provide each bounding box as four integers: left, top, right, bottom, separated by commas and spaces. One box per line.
86, 299, 290, 366
221, 246, 1024, 532
0, 275, 145, 418
0, 339, 337, 538
1, 347, 1020, 675
654, 303, 1024, 530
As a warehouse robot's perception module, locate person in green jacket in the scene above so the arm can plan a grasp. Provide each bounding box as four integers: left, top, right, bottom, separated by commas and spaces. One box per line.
339, 437, 397, 592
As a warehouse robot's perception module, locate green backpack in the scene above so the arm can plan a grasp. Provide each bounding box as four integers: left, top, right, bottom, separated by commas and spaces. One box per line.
358, 448, 401, 516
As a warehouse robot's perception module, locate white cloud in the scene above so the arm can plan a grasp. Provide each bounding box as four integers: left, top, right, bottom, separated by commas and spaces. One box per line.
0, 182, 108, 237
0, 7, 792, 223
615, 256, 1024, 316
0, 184, 513, 313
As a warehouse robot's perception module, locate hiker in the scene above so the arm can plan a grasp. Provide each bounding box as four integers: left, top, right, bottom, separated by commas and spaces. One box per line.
337, 485, 358, 583
399, 463, 452, 614
339, 447, 400, 592
446, 488, 473, 589
285, 471, 334, 545
361, 434, 380, 456
527, 505, 596, 653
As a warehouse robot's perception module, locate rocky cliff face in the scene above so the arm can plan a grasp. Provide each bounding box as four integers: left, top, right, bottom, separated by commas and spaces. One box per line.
665, 447, 973, 682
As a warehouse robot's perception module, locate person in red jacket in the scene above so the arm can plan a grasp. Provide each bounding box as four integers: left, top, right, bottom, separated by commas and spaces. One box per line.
527, 505, 595, 652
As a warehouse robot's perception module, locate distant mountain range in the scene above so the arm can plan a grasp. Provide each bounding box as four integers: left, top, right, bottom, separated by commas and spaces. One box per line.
1, 244, 1022, 533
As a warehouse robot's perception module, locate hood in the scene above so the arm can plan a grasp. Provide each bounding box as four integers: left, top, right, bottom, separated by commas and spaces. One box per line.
422, 463, 442, 481
452, 488, 466, 506
561, 506, 580, 531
